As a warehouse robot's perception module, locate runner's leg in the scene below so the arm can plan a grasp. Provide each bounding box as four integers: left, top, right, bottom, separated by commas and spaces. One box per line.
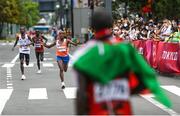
57, 60, 64, 82
63, 55, 69, 72
19, 53, 24, 75
57, 59, 65, 89
36, 52, 40, 70
25, 54, 30, 66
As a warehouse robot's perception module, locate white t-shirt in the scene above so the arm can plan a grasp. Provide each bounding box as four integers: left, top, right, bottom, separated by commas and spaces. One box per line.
17, 34, 31, 54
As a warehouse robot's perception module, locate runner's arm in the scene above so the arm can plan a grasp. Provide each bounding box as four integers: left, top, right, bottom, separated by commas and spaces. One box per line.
27, 36, 34, 46
67, 39, 78, 46
12, 36, 19, 51
44, 41, 56, 48
42, 36, 48, 43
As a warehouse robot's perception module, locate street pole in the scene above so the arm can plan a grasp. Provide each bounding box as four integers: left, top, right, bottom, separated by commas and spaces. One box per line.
70, 0, 74, 37
104, 0, 112, 17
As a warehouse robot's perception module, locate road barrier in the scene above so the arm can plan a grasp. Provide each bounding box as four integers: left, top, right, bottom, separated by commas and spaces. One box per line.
132, 40, 180, 75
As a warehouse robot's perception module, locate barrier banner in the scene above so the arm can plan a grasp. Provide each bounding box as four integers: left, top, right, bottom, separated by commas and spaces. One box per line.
143, 40, 153, 65
151, 41, 159, 69
132, 40, 145, 55
157, 42, 180, 74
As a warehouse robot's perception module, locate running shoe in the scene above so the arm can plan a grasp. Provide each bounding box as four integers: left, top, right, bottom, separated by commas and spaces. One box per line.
37, 70, 41, 74
21, 75, 26, 80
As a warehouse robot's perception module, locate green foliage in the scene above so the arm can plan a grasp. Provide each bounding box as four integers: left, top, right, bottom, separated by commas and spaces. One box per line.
112, 0, 180, 20
154, 0, 180, 20
0, 0, 19, 23
0, 0, 40, 26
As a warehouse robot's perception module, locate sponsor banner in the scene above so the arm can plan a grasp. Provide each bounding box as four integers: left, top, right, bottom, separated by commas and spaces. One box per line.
144, 40, 153, 65
132, 40, 145, 55
157, 42, 180, 74
151, 41, 159, 69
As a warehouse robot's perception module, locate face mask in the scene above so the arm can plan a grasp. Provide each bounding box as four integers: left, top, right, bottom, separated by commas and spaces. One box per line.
124, 23, 128, 27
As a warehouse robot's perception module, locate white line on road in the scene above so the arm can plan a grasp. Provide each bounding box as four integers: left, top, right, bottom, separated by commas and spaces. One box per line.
10, 54, 19, 64
28, 88, 48, 100
1, 54, 19, 68
141, 94, 178, 115
44, 52, 50, 55
7, 87, 13, 89
2, 63, 14, 68
42, 63, 54, 67
44, 58, 54, 61
0, 89, 13, 114
161, 85, 180, 97
63, 87, 77, 99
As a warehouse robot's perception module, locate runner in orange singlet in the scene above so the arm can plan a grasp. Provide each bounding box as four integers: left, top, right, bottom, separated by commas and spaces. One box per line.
44, 30, 77, 89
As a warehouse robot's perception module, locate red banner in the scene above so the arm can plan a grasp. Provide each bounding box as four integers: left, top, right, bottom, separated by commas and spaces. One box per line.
132, 40, 145, 55
157, 42, 180, 74
143, 40, 153, 65
151, 41, 159, 69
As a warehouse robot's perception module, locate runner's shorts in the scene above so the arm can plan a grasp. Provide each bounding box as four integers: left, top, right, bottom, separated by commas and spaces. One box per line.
56, 55, 70, 64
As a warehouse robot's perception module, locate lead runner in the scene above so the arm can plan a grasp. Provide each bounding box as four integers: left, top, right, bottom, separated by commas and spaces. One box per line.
44, 30, 78, 89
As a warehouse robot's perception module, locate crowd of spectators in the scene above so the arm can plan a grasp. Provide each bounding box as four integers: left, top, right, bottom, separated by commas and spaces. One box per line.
112, 15, 180, 43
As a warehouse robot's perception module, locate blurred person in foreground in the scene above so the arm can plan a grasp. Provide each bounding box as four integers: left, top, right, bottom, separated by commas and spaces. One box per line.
72, 8, 171, 115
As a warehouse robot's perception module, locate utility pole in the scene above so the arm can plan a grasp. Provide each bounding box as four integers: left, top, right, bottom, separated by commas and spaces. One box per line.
70, 0, 74, 37
104, 0, 112, 17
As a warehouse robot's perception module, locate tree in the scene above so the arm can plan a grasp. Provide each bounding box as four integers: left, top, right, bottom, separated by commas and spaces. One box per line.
0, 0, 20, 37
17, 0, 40, 28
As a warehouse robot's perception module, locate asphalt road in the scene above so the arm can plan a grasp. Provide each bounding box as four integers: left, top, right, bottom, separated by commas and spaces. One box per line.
0, 42, 180, 115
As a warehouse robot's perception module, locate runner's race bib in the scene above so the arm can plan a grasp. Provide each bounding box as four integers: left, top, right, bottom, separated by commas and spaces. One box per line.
94, 79, 130, 102
21, 45, 29, 51
35, 43, 41, 48
58, 46, 66, 52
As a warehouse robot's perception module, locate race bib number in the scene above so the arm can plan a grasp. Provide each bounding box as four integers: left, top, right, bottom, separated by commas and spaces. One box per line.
22, 46, 29, 51
58, 46, 66, 52
35, 43, 41, 48
94, 79, 130, 102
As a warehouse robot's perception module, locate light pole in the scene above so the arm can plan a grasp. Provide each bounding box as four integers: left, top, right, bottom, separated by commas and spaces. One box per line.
70, 0, 74, 37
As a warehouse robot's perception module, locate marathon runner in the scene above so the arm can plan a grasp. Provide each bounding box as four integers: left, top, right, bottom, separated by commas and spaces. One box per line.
32, 30, 48, 73
12, 27, 33, 80
44, 30, 78, 89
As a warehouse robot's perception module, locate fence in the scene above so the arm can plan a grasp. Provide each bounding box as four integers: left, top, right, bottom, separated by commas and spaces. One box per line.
132, 40, 180, 75
0, 22, 20, 39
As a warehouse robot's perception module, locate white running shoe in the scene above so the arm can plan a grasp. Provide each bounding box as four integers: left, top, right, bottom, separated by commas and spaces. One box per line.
61, 82, 66, 89
21, 75, 26, 80
37, 70, 41, 74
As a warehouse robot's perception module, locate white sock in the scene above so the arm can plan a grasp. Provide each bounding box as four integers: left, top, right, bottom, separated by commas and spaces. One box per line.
61, 82, 65, 86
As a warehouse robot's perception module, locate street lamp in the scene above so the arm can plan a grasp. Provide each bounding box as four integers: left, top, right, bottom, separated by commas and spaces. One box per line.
56, 4, 60, 9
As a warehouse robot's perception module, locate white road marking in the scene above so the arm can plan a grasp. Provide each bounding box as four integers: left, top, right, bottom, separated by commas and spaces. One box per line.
2, 63, 14, 68
6, 75, 12, 78
141, 94, 178, 115
10, 54, 19, 64
7, 87, 13, 89
0, 89, 13, 114
44, 52, 50, 55
7, 83, 13, 86
28, 88, 48, 100
63, 87, 77, 99
2, 54, 19, 68
161, 85, 180, 97
6, 67, 13, 89
1, 43, 6, 46
42, 63, 54, 67
44, 58, 53, 61
24, 63, 34, 67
